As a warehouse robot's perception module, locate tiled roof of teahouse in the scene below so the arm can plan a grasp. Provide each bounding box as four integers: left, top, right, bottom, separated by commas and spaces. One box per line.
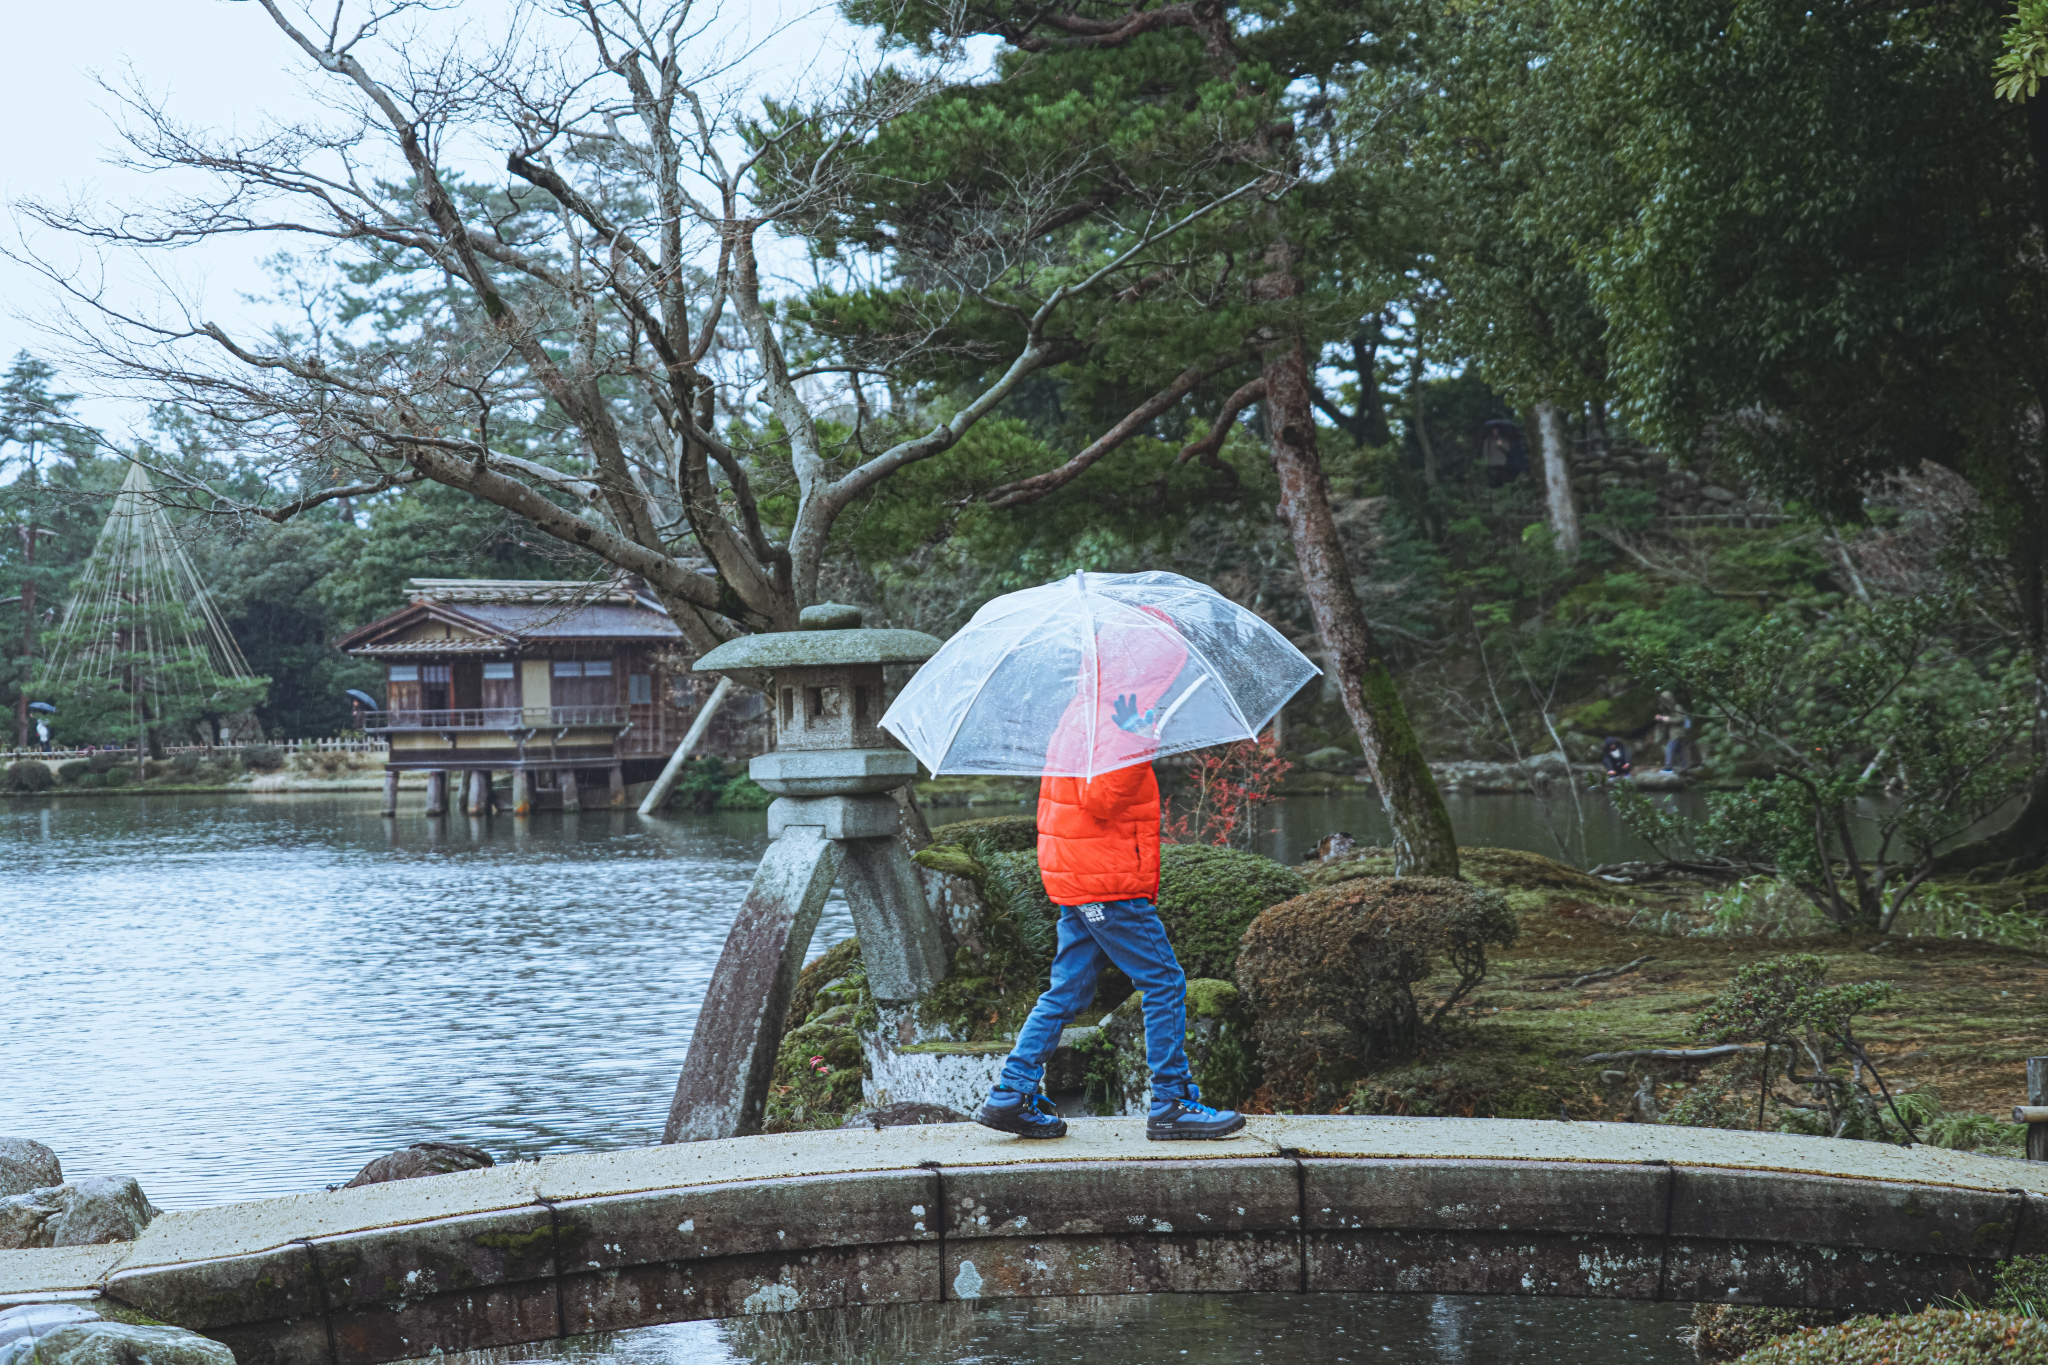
349, 639, 516, 656
332, 575, 685, 654
449, 601, 684, 640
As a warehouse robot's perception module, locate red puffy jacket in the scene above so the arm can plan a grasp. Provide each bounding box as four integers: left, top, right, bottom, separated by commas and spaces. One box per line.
1035, 607, 1185, 905
1037, 764, 1161, 905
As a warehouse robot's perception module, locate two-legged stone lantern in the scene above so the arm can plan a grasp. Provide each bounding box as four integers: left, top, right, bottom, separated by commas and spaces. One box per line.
663, 604, 952, 1142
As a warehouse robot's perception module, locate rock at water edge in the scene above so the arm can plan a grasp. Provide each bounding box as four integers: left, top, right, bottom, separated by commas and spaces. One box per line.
0, 1140, 61, 1198
343, 1141, 495, 1188
0, 1177, 160, 1251
0, 1312, 234, 1365
839, 1101, 970, 1130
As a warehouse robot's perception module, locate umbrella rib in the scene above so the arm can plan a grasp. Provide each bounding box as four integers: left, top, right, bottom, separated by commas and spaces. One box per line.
924, 612, 1051, 775
1167, 627, 1258, 737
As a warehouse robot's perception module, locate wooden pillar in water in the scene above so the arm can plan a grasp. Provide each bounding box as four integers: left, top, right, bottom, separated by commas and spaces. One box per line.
425, 770, 447, 816
466, 770, 493, 816
560, 770, 582, 813
608, 763, 625, 806
511, 768, 533, 816
381, 769, 398, 818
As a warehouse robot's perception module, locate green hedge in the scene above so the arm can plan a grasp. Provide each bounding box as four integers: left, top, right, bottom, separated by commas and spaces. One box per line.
3, 761, 54, 794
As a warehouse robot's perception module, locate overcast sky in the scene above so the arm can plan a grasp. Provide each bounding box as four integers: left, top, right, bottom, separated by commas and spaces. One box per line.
0, 0, 882, 437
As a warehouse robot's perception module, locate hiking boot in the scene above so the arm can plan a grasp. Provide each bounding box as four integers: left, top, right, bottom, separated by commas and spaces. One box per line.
1147, 1094, 1246, 1141
975, 1087, 1068, 1139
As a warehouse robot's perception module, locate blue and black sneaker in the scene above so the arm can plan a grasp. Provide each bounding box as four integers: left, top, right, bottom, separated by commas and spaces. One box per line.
975, 1086, 1068, 1139
1147, 1090, 1246, 1141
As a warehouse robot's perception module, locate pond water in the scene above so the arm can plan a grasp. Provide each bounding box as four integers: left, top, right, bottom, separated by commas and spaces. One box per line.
1, 791, 1693, 1363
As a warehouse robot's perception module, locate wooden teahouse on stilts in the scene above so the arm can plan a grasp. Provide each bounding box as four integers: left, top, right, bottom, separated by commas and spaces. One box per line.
336, 578, 763, 814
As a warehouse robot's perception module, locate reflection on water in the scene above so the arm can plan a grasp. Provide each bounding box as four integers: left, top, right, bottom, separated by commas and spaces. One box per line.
480, 1293, 1691, 1364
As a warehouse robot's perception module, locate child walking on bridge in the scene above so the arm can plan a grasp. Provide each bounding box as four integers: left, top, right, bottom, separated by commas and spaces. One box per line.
975, 666, 1247, 1141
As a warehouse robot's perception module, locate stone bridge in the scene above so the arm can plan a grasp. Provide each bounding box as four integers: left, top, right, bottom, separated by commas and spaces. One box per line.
4, 1119, 2044, 1365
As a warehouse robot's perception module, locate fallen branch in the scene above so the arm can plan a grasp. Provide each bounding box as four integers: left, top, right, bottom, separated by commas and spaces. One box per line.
1579, 1044, 1762, 1064
1589, 858, 1773, 885
1561, 956, 1655, 990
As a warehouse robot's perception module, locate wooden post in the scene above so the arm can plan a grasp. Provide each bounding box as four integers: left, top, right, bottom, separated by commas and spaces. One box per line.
560, 770, 582, 813
608, 762, 625, 806
511, 768, 532, 816
638, 675, 734, 815
425, 770, 447, 816
382, 769, 398, 818
2030, 1057, 2048, 1164
466, 769, 492, 816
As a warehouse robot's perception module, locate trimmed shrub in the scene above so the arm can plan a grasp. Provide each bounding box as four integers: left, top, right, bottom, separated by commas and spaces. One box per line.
170, 752, 203, 776
1236, 876, 1519, 1109
100, 765, 132, 787
1727, 1309, 2048, 1363
1157, 844, 1308, 982
912, 822, 1307, 1041
57, 760, 91, 784
239, 743, 285, 772
4, 761, 55, 794
1691, 1306, 1853, 1362
86, 751, 122, 774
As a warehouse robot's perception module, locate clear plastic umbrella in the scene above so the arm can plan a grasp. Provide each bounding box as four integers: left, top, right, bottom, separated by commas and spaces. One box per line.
881, 570, 1321, 779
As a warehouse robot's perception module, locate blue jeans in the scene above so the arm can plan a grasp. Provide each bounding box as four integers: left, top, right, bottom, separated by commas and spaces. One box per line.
997, 897, 1194, 1101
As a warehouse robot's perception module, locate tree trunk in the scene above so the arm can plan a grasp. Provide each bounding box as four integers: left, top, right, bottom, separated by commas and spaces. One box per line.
1261, 328, 1459, 877
1932, 493, 2048, 874
1535, 401, 1580, 562
1410, 352, 1438, 488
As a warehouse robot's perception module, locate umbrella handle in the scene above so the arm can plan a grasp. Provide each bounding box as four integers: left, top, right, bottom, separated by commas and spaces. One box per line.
1151, 673, 1210, 737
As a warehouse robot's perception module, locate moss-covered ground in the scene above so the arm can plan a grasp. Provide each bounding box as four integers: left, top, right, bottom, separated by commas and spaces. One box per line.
1315, 846, 2048, 1139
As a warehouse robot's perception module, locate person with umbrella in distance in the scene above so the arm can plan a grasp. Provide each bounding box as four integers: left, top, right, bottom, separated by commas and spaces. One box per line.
883, 571, 1320, 1141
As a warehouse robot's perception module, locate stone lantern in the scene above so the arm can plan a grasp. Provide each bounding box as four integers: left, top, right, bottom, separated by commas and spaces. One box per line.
663, 603, 952, 1143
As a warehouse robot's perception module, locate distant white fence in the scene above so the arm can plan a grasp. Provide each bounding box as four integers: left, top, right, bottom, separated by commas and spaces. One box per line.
1, 737, 389, 766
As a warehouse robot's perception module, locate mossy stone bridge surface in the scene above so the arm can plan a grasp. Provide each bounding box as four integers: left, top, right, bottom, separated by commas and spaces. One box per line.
5, 1119, 2046, 1364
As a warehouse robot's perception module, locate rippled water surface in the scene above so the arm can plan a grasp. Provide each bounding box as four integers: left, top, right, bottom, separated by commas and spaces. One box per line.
3, 791, 1695, 1363
3, 793, 846, 1207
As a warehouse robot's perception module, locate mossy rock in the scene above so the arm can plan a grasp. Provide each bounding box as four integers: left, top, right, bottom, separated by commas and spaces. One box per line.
1726, 1309, 2048, 1363
764, 937, 874, 1131
1236, 876, 1518, 1110
1157, 845, 1308, 982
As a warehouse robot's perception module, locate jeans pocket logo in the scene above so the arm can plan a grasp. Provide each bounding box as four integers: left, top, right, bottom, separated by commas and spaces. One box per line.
1079, 902, 1107, 923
